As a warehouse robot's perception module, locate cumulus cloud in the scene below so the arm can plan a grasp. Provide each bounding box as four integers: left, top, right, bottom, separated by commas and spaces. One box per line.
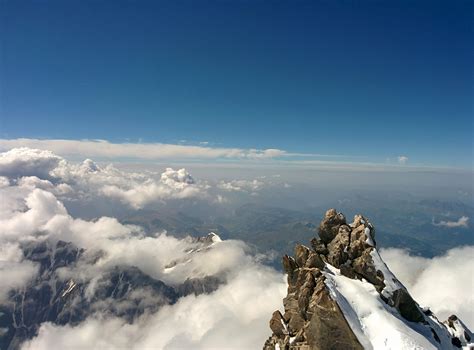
0, 148, 208, 209
100, 167, 205, 209
0, 139, 288, 161
381, 247, 474, 329
433, 216, 469, 228
0, 165, 286, 349
0, 147, 302, 209
0, 148, 61, 179
0, 180, 280, 287
397, 156, 408, 165
0, 187, 139, 248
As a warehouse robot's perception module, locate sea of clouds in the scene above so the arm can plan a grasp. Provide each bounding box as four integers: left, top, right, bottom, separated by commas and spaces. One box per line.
0, 147, 472, 349
0, 147, 287, 349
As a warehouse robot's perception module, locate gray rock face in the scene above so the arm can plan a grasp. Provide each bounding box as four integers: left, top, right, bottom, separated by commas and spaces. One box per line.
264, 209, 472, 350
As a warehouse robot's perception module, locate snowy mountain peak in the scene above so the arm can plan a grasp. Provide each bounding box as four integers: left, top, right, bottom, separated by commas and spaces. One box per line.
200, 232, 222, 244
264, 209, 473, 350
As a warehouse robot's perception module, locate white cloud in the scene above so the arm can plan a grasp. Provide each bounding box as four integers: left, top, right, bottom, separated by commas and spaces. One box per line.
0, 188, 68, 242
1, 147, 307, 209
1, 139, 456, 174
0, 243, 39, 303
0, 139, 287, 161
0, 178, 281, 292
21, 264, 285, 350
100, 167, 205, 209
215, 194, 228, 204
0, 176, 10, 188
1, 144, 471, 349
0, 148, 209, 209
381, 246, 474, 329
217, 179, 264, 193
17, 176, 73, 196
433, 216, 469, 228
0, 165, 287, 349
0, 148, 62, 179
397, 156, 408, 165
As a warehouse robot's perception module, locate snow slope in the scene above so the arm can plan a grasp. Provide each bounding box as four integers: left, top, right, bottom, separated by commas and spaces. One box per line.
324, 264, 471, 350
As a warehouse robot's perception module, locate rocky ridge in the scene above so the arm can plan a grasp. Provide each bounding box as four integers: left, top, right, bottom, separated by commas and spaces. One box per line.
264, 209, 473, 350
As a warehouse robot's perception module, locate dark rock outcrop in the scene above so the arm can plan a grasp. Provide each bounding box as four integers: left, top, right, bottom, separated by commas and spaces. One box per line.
264, 209, 472, 350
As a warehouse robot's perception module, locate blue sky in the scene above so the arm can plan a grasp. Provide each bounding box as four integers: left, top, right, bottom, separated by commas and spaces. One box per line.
1, 0, 472, 167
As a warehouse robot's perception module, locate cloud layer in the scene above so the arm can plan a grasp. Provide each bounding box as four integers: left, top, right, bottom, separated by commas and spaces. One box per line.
0, 148, 208, 209
0, 147, 287, 349
0, 147, 291, 209
381, 247, 474, 329
0, 139, 288, 161
1, 145, 471, 349
0, 185, 286, 348
22, 262, 285, 350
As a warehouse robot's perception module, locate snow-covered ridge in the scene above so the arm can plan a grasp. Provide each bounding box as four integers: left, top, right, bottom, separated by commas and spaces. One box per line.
324, 264, 456, 350
163, 232, 224, 275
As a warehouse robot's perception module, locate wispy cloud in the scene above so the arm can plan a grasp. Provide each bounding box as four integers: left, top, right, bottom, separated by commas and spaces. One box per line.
0, 138, 350, 162
0, 139, 470, 173
0, 138, 289, 161
397, 155, 408, 165
433, 216, 469, 228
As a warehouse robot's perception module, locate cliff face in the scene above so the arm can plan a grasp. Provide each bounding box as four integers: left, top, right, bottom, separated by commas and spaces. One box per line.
264, 209, 472, 350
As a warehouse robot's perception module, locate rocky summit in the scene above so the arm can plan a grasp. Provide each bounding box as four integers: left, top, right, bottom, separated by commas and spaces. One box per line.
264, 209, 473, 350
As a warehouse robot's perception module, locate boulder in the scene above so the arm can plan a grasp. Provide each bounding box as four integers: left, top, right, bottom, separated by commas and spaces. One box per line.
269, 311, 287, 337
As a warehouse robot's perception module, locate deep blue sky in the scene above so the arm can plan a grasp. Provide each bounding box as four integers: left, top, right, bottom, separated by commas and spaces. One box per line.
1, 0, 472, 166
